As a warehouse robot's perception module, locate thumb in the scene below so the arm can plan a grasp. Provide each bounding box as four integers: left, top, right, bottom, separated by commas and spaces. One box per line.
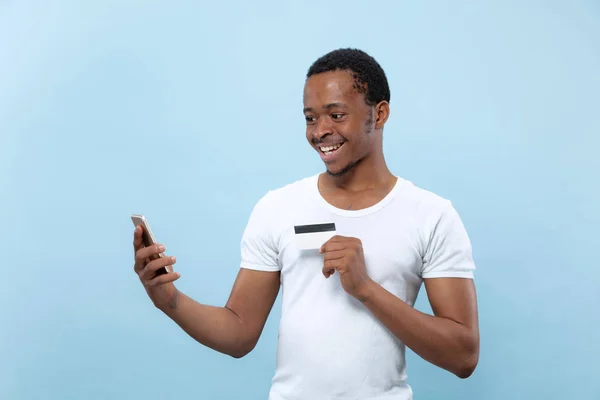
133, 225, 144, 250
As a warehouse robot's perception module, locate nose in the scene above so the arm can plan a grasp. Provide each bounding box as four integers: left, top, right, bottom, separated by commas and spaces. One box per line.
312, 118, 333, 142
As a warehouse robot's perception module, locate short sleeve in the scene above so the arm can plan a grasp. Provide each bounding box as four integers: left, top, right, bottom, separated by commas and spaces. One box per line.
421, 202, 476, 279
239, 191, 281, 272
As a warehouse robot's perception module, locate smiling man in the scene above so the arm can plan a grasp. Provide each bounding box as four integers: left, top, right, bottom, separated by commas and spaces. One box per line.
133, 48, 479, 400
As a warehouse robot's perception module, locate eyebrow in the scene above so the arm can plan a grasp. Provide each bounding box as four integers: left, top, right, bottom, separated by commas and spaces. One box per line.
303, 102, 347, 113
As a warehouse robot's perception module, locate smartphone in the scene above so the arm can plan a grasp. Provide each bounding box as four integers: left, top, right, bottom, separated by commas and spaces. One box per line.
131, 214, 169, 276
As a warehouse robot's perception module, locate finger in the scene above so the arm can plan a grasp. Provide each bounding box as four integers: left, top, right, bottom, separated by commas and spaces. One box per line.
134, 253, 146, 273
322, 259, 339, 278
328, 235, 358, 244
328, 235, 351, 242
319, 242, 346, 254
141, 256, 176, 281
135, 244, 165, 268
146, 271, 181, 287
133, 225, 144, 251
133, 226, 148, 272
133, 253, 165, 274
322, 249, 346, 261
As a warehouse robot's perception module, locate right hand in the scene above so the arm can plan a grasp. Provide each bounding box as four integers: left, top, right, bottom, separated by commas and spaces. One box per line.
133, 225, 181, 310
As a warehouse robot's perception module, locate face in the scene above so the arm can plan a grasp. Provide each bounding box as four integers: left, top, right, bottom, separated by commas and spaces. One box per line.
303, 70, 388, 177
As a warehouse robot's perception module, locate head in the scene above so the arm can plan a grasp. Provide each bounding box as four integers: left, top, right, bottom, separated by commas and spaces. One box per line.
303, 48, 391, 177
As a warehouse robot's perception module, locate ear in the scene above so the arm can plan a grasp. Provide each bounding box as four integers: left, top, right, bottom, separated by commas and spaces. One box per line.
374, 101, 390, 130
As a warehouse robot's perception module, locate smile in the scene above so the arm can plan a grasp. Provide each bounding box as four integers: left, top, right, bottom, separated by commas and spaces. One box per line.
318, 142, 344, 156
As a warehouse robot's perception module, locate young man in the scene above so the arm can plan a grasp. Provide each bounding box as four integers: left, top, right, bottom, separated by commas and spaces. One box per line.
133, 48, 479, 400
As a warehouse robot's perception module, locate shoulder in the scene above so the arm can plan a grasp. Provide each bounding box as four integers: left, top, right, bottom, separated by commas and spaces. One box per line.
394, 178, 470, 253
395, 179, 475, 277
396, 178, 455, 221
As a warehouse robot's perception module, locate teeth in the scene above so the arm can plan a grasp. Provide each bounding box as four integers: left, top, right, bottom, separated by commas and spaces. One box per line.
319, 143, 342, 153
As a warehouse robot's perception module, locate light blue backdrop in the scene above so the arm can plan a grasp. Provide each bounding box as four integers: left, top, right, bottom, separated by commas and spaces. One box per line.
1, 1, 599, 399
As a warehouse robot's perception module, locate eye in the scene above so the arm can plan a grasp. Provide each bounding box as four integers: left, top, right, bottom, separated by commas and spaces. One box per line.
305, 115, 316, 124
331, 113, 345, 120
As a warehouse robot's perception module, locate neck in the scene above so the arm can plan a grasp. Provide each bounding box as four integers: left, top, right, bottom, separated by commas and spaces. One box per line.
322, 153, 394, 192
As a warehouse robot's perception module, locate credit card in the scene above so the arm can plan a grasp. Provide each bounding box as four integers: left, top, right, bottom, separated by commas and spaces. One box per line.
294, 222, 336, 250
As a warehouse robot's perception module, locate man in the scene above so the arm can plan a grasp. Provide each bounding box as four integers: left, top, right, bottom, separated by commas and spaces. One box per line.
133, 48, 479, 400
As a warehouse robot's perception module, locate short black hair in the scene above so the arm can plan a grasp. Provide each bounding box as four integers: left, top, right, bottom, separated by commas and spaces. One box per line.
306, 48, 391, 106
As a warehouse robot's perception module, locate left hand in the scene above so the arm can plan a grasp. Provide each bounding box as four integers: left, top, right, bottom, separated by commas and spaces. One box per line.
319, 235, 374, 302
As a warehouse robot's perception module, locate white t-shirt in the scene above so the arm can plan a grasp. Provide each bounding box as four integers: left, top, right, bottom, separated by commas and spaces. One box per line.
240, 174, 476, 400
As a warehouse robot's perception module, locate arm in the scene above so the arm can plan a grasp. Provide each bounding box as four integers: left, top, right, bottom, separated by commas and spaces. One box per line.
360, 277, 479, 378
160, 268, 280, 358
320, 202, 479, 377
137, 191, 282, 358
133, 235, 281, 359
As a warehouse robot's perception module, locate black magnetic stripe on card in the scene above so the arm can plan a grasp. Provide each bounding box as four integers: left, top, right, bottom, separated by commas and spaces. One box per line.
294, 223, 336, 234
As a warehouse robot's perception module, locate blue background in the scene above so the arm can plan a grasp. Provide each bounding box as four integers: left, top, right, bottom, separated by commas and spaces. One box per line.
1, 1, 599, 399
